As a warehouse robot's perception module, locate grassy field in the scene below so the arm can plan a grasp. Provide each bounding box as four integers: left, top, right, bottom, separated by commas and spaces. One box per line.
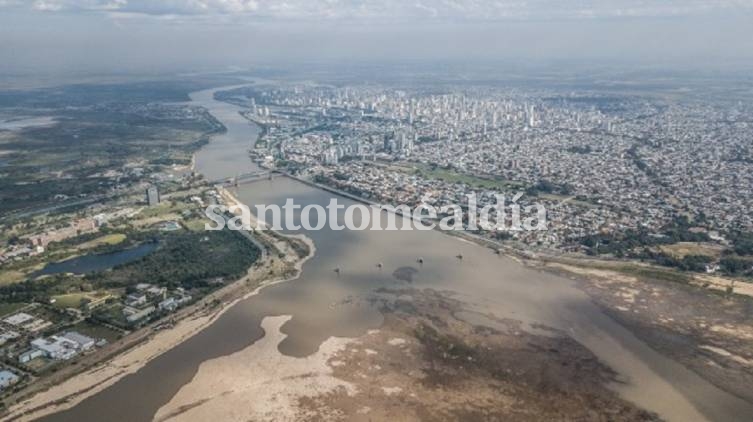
616, 264, 694, 285
50, 293, 91, 309
51, 290, 114, 310
546, 255, 694, 285
0, 270, 26, 286
77, 233, 127, 250
390, 163, 527, 191
538, 193, 596, 208
0, 301, 28, 317
70, 320, 122, 342
184, 218, 209, 231
658, 242, 724, 259
131, 201, 192, 227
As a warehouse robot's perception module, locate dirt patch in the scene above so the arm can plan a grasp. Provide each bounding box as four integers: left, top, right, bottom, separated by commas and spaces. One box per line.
299, 289, 660, 421
543, 261, 753, 405
392, 266, 419, 283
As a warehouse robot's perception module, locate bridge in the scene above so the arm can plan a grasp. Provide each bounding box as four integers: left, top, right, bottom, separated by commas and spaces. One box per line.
210, 170, 282, 187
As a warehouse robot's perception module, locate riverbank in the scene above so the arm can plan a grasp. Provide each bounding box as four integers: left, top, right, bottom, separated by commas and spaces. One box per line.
2, 219, 316, 421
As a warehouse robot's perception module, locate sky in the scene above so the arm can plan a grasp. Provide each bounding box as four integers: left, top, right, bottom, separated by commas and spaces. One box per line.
1, 0, 752, 77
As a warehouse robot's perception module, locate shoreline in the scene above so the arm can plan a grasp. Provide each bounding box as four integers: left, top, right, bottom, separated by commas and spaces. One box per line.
2, 213, 316, 421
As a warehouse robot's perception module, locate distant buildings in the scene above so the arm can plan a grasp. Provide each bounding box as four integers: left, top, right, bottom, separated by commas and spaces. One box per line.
0, 330, 20, 346
3, 312, 51, 334
26, 218, 98, 248
121, 283, 190, 324
322, 147, 339, 166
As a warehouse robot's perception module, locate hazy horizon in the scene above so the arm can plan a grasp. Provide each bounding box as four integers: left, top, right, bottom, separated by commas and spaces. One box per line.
1, 0, 753, 78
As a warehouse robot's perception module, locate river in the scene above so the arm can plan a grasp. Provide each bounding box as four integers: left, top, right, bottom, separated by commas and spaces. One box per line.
37, 85, 753, 422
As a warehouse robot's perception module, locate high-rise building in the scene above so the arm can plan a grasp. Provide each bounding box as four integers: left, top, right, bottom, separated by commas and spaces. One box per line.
529, 105, 536, 128
146, 186, 160, 207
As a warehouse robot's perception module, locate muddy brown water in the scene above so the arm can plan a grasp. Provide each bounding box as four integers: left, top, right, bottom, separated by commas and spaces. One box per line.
37, 87, 753, 422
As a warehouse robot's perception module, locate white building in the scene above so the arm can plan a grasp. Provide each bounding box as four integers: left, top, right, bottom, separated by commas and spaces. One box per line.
125, 293, 147, 307
3, 313, 34, 326
30, 336, 79, 361
23, 331, 96, 362
158, 297, 177, 312
61, 331, 96, 351
0, 370, 19, 389
18, 349, 44, 364
123, 305, 156, 323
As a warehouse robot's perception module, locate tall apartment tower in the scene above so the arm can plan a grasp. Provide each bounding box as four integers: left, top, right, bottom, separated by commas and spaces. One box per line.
146, 186, 160, 207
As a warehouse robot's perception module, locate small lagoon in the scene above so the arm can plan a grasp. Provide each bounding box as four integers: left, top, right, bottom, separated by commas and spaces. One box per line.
32, 243, 158, 278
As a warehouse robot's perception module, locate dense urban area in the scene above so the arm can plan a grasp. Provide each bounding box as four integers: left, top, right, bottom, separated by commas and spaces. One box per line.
223, 80, 753, 274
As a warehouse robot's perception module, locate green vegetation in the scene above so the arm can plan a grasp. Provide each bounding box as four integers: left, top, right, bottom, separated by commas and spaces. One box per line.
526, 179, 574, 196
566, 145, 593, 154
576, 217, 753, 278
0, 79, 236, 218
50, 292, 94, 309
730, 232, 753, 256
719, 256, 753, 276
0, 274, 89, 304
572, 215, 748, 275
659, 242, 722, 259
77, 234, 127, 250
408, 163, 526, 190
613, 264, 693, 285
0, 302, 28, 317
646, 252, 715, 273
70, 320, 122, 343
51, 292, 90, 308
0, 229, 261, 304
88, 230, 260, 290
0, 270, 26, 286
579, 216, 710, 257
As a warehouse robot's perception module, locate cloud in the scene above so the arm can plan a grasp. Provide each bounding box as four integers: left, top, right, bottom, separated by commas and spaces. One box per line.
32, 0, 64, 11
8, 0, 753, 21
